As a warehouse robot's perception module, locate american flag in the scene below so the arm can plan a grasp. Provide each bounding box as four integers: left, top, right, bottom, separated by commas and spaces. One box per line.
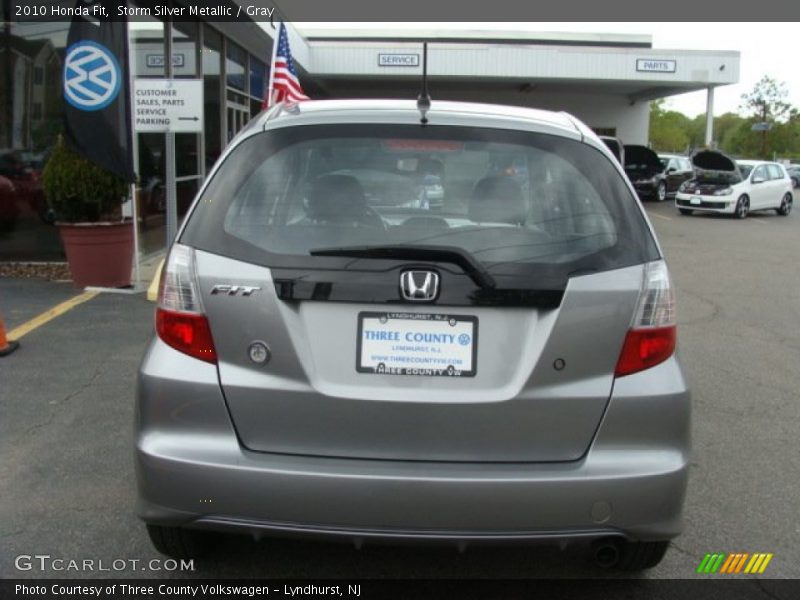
265, 23, 309, 108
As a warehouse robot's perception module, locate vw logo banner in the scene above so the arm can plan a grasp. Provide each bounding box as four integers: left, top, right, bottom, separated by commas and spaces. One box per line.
64, 41, 122, 111
63, 0, 135, 183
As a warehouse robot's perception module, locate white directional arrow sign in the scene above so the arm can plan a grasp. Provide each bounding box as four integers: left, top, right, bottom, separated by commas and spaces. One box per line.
133, 79, 203, 132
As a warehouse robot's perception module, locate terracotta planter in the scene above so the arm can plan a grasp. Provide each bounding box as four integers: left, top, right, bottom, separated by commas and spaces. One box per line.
58, 221, 134, 288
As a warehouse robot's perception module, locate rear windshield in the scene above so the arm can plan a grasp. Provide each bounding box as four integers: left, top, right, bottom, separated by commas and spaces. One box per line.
181, 125, 659, 281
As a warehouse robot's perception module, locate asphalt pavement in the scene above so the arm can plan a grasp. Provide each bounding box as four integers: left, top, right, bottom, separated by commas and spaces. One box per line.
0, 199, 798, 586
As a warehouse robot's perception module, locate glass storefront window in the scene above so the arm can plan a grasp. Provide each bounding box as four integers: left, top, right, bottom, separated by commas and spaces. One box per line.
226, 42, 247, 92
130, 16, 167, 254
136, 133, 166, 256
250, 56, 265, 101
131, 17, 166, 78
172, 21, 199, 78
203, 26, 222, 172
2, 17, 269, 263
226, 90, 250, 143
249, 56, 266, 118
176, 179, 200, 220
176, 133, 201, 178
0, 22, 69, 260
170, 22, 202, 224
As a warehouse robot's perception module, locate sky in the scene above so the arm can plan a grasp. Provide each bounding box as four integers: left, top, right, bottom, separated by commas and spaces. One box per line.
296, 22, 798, 118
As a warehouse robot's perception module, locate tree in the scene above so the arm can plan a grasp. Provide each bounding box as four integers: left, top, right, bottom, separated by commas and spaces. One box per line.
649, 100, 691, 152
714, 112, 745, 146
723, 122, 761, 157
740, 76, 792, 158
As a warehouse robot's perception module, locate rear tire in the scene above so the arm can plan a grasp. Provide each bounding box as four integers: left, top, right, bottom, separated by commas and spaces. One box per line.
734, 195, 749, 219
678, 208, 693, 215
777, 193, 792, 216
146, 524, 214, 559
617, 540, 670, 571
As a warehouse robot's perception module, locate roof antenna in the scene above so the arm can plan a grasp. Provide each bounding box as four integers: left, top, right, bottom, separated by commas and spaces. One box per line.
417, 42, 430, 125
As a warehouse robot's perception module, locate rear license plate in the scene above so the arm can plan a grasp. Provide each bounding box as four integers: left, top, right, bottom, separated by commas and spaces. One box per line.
690, 196, 702, 205
357, 312, 477, 377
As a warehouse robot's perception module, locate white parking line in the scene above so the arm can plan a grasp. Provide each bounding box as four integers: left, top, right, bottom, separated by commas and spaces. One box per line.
749, 218, 769, 225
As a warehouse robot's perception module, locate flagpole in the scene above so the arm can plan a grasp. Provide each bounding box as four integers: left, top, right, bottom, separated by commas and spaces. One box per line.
266, 22, 281, 109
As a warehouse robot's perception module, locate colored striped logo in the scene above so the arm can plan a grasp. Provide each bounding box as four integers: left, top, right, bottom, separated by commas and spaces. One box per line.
697, 552, 773, 574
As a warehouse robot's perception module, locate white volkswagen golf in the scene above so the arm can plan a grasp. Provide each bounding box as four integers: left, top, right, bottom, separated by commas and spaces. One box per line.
675, 150, 793, 218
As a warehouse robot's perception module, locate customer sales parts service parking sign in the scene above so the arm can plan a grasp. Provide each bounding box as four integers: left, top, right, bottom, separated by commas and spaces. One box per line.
63, 0, 135, 183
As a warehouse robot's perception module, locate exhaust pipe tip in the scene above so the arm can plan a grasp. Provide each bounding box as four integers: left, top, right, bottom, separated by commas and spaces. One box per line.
592, 539, 621, 569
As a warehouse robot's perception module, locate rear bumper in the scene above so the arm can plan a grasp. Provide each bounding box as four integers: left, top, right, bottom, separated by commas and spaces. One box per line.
136, 339, 691, 543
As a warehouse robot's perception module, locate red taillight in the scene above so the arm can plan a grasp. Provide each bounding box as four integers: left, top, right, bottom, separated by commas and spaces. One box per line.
614, 326, 676, 377
156, 244, 216, 363
156, 308, 217, 364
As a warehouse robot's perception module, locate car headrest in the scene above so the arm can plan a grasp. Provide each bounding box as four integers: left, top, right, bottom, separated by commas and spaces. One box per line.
469, 176, 527, 225
307, 174, 367, 221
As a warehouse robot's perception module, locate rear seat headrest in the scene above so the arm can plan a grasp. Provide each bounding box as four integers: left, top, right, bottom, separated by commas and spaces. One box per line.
469, 176, 527, 225
307, 174, 367, 221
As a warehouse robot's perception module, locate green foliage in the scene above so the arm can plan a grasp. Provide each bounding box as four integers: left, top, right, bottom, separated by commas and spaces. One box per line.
649, 77, 800, 159
31, 118, 63, 151
713, 113, 744, 152
722, 121, 761, 157
42, 136, 127, 223
738, 76, 793, 158
740, 76, 791, 122
669, 112, 745, 151
649, 101, 691, 152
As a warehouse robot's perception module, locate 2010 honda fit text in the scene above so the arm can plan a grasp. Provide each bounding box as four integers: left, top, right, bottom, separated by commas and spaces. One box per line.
136, 100, 690, 570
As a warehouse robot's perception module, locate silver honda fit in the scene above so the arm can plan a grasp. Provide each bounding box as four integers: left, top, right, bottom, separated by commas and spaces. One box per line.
136, 100, 690, 570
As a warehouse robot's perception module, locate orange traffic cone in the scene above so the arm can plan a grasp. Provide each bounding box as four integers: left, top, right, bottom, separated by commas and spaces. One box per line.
0, 310, 19, 356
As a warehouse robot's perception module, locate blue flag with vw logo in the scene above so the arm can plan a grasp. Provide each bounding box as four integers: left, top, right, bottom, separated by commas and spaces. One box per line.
63, 0, 135, 182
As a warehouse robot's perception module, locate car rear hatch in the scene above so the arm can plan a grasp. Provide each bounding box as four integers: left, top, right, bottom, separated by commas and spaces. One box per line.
177, 118, 662, 463
194, 253, 644, 462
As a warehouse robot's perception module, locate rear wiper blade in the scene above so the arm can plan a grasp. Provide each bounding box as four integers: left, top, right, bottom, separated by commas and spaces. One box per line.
309, 244, 496, 290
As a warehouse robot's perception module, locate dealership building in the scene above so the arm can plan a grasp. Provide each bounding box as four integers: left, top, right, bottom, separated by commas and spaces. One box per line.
1, 10, 739, 264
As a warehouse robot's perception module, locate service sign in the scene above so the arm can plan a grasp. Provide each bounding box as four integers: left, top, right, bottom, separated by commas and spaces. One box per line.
357, 312, 478, 377
145, 54, 186, 68
133, 79, 203, 132
636, 59, 677, 73
378, 53, 420, 67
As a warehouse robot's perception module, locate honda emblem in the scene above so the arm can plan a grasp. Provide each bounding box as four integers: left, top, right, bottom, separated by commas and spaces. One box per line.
400, 270, 439, 302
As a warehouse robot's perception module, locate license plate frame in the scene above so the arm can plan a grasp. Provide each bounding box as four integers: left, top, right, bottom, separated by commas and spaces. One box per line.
356, 312, 478, 377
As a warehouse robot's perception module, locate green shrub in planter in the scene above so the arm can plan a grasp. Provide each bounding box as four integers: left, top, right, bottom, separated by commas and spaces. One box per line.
42, 136, 128, 223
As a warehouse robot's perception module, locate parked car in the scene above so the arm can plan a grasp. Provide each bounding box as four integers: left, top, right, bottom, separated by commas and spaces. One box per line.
675, 150, 793, 218
784, 165, 800, 188
0, 175, 19, 232
659, 154, 695, 197
623, 146, 691, 202
137, 99, 689, 571
0, 149, 50, 223
599, 135, 624, 164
